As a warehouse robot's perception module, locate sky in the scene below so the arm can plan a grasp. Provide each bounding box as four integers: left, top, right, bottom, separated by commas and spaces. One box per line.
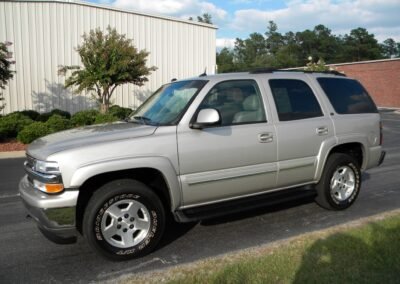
89, 0, 400, 49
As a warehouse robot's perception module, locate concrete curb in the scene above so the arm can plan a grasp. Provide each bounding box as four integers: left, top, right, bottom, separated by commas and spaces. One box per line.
0, 151, 26, 159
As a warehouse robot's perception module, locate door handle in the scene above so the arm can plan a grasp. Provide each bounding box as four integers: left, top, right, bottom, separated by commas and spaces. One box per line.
316, 126, 328, 136
258, 133, 273, 143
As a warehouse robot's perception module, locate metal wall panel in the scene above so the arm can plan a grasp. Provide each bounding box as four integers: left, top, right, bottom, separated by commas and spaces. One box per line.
0, 0, 217, 114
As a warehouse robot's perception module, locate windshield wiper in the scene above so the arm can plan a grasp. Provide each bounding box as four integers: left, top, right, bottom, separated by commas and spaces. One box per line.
132, 116, 152, 125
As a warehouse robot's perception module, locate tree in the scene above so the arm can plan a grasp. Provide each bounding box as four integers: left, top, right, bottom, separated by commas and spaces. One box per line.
216, 47, 235, 73
381, 38, 398, 58
265, 21, 284, 56
0, 41, 15, 112
340, 28, 382, 62
197, 13, 213, 24
59, 26, 156, 113
304, 57, 333, 72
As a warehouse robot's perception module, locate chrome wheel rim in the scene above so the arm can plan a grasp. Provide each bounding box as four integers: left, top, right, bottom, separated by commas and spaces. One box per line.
330, 165, 356, 202
101, 199, 151, 248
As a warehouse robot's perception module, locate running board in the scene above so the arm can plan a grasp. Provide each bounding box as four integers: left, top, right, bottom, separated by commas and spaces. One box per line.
174, 186, 317, 222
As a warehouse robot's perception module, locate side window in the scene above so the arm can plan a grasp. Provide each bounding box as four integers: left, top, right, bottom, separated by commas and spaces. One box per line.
199, 80, 266, 126
269, 79, 323, 121
317, 78, 378, 114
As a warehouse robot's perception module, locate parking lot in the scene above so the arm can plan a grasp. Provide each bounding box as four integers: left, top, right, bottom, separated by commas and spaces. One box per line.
0, 109, 399, 283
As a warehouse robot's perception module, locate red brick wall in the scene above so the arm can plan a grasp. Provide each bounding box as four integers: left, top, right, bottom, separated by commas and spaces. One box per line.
332, 59, 400, 108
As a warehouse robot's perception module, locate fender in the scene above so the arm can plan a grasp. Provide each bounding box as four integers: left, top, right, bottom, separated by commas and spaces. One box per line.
314, 134, 368, 182
69, 156, 182, 211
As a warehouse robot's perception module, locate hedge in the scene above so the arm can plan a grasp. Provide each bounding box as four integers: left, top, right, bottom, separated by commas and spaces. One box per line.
2, 105, 133, 144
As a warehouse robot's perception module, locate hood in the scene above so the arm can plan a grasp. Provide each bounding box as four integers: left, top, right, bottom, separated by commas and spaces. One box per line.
27, 122, 157, 160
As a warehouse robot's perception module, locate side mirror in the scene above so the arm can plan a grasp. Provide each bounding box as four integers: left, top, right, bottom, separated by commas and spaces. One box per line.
191, 108, 221, 129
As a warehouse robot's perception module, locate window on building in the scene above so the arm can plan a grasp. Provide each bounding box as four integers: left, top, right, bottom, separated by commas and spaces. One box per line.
269, 79, 323, 121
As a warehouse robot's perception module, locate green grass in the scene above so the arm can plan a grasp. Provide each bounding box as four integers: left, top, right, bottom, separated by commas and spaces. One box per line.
127, 212, 400, 284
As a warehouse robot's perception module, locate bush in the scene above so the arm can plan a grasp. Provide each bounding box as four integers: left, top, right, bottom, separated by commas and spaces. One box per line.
17, 122, 52, 144
36, 112, 53, 122
51, 109, 71, 119
46, 114, 72, 132
109, 105, 132, 119
0, 113, 34, 140
19, 110, 40, 120
71, 109, 99, 126
94, 113, 119, 124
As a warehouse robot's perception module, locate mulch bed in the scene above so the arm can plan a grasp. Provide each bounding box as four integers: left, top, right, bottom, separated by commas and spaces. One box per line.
0, 139, 27, 152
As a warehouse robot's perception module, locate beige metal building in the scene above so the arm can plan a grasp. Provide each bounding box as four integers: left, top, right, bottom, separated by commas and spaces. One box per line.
0, 0, 217, 114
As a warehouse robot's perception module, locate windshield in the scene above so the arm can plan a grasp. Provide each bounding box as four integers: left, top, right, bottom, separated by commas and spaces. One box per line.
130, 80, 207, 125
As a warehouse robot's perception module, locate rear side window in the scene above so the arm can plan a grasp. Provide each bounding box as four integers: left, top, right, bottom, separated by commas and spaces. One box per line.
317, 78, 378, 114
269, 79, 323, 121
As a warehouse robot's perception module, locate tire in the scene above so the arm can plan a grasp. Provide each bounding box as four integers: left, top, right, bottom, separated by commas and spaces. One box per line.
315, 153, 361, 210
83, 179, 165, 260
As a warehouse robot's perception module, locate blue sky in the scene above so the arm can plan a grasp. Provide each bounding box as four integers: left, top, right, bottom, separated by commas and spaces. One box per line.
89, 0, 400, 49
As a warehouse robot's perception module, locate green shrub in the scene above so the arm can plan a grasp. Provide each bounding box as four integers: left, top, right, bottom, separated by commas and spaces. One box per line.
19, 110, 40, 120
37, 112, 53, 122
94, 113, 119, 124
109, 105, 132, 119
17, 122, 52, 144
46, 114, 72, 132
51, 109, 71, 119
0, 113, 34, 140
71, 109, 99, 126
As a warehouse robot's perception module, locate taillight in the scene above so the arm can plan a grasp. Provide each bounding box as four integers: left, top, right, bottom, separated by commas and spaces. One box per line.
379, 121, 383, 145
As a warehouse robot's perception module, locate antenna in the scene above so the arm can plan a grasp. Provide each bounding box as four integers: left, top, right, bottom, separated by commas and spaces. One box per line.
199, 67, 207, 77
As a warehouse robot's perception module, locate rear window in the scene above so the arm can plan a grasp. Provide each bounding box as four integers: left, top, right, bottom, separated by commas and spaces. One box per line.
317, 78, 378, 114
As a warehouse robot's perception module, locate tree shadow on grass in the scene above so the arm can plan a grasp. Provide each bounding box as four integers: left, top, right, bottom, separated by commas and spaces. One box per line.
294, 222, 400, 283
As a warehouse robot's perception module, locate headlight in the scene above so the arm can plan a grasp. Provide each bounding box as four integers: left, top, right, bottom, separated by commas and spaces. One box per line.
34, 160, 60, 174
29, 159, 64, 194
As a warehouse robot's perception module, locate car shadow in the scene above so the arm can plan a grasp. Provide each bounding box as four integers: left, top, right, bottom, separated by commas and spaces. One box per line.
293, 222, 400, 282
157, 195, 316, 249
200, 195, 316, 226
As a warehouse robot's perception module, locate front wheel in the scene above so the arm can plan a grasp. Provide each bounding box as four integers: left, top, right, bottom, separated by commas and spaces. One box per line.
315, 153, 361, 210
83, 179, 165, 260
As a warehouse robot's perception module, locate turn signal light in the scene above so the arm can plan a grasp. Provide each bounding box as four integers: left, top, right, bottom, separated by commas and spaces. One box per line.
33, 180, 64, 194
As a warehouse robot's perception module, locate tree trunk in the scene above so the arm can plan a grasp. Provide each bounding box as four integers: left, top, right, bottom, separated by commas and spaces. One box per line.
100, 103, 109, 114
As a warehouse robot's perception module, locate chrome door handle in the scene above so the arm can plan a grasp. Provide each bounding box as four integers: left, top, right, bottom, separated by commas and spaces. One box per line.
316, 126, 328, 136
258, 133, 273, 143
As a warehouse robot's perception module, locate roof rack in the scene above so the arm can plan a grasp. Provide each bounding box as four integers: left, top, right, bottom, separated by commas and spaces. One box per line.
249, 68, 346, 77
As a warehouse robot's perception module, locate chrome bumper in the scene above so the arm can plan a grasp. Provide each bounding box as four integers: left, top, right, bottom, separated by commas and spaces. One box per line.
19, 175, 79, 244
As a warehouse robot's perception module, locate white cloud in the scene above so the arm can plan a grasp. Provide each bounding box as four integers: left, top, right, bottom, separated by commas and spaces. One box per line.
231, 0, 400, 41
216, 38, 236, 50
112, 0, 227, 21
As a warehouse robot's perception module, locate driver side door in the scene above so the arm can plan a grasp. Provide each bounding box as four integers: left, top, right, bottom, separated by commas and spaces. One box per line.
177, 79, 278, 207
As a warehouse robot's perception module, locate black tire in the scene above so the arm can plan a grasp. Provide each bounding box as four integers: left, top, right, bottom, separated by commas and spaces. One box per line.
315, 153, 361, 210
83, 179, 165, 261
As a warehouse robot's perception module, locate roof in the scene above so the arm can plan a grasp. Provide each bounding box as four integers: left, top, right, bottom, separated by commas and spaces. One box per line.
329, 58, 400, 67
7, 0, 218, 29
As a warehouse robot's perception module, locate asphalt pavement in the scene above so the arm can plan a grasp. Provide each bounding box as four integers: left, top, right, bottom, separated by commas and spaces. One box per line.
0, 110, 399, 283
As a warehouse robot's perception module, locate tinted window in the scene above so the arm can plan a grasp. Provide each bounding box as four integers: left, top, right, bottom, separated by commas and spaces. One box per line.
199, 80, 266, 126
269, 79, 323, 121
317, 78, 378, 114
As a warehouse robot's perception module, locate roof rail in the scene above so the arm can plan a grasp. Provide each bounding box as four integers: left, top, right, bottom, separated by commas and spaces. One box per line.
249, 68, 346, 77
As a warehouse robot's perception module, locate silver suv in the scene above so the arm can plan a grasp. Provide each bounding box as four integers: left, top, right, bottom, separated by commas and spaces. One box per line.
19, 70, 385, 260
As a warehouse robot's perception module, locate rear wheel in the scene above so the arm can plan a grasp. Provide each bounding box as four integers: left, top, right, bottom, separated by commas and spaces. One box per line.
83, 179, 165, 260
315, 153, 361, 210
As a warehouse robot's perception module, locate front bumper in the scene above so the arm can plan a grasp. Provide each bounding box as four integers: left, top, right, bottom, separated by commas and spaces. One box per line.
19, 175, 79, 244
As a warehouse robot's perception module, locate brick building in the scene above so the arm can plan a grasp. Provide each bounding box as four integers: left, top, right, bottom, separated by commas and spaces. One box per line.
331, 58, 400, 108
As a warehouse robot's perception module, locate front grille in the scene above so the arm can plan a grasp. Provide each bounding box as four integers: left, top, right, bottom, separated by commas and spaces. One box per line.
26, 155, 35, 169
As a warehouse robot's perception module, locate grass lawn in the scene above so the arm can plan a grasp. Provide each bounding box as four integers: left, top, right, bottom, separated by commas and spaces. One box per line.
124, 211, 400, 284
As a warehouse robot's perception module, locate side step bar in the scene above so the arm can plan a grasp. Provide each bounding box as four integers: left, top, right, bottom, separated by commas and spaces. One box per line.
174, 186, 317, 223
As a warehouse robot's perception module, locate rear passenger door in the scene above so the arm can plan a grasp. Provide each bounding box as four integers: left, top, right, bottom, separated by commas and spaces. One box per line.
265, 78, 335, 187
